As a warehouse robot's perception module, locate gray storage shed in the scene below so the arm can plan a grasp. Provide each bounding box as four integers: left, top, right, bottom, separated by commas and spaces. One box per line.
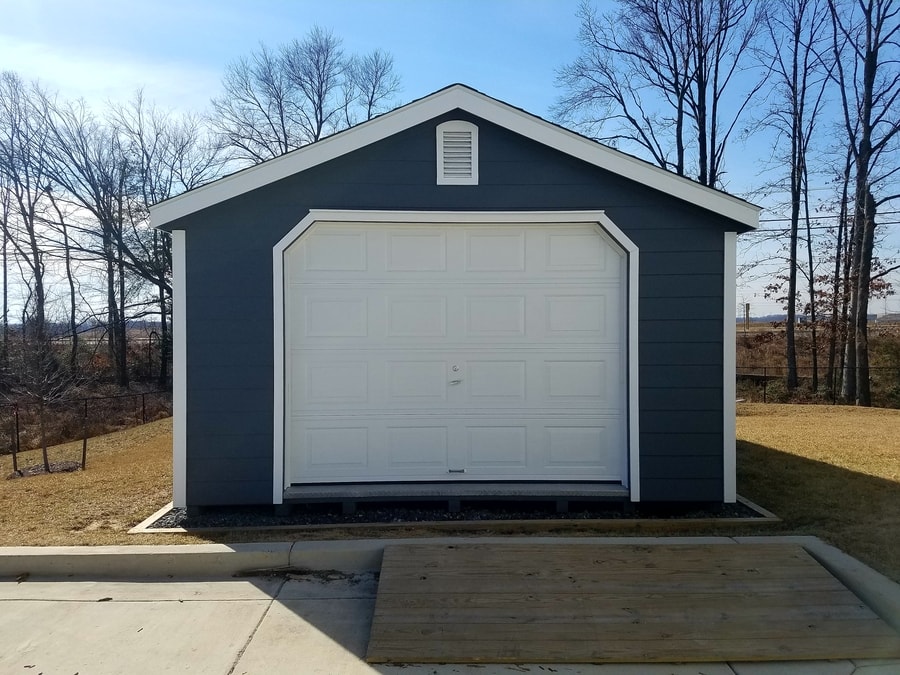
151, 84, 758, 510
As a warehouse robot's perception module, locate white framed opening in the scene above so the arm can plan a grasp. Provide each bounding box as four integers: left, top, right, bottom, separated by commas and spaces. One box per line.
273, 210, 640, 504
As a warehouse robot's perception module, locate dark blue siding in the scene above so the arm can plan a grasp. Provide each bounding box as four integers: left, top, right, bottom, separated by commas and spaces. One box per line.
172, 111, 738, 505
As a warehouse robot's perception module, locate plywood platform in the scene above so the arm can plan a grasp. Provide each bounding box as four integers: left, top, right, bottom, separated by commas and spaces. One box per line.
366, 543, 900, 664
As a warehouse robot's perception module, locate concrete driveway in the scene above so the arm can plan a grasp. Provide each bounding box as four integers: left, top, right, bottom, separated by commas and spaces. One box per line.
2, 536, 899, 675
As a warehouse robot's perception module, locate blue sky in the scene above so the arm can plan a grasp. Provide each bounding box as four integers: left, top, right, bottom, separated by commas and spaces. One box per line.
0, 0, 585, 116
2, 0, 898, 315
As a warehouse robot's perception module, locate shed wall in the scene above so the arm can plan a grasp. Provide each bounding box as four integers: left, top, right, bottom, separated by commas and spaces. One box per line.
176, 111, 728, 505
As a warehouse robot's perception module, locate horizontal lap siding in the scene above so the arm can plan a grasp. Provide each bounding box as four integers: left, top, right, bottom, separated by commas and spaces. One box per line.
638, 222, 724, 501
176, 111, 732, 505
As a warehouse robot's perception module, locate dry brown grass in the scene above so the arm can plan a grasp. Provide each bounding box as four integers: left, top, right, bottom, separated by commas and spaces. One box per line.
2, 405, 899, 585
0, 418, 198, 547
736, 402, 900, 582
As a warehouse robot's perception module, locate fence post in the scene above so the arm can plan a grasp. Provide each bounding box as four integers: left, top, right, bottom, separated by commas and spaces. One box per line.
81, 400, 88, 470
763, 367, 767, 403
12, 404, 20, 474
142, 393, 146, 424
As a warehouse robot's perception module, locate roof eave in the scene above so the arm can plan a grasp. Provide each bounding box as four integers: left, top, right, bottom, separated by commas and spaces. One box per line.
151, 84, 759, 230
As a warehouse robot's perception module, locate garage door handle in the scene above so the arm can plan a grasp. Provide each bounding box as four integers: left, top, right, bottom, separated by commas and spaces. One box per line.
449, 379, 463, 385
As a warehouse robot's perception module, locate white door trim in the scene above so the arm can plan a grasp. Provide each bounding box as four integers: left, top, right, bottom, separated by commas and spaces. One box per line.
272, 210, 640, 504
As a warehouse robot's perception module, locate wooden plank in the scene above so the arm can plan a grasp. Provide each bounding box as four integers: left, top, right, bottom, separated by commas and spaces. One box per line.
369, 636, 900, 663
366, 543, 900, 664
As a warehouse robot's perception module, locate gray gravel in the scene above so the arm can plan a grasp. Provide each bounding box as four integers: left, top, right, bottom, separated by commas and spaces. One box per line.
151, 499, 762, 530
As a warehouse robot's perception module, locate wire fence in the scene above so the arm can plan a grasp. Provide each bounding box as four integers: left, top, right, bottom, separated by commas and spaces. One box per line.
1, 391, 172, 467
737, 365, 900, 407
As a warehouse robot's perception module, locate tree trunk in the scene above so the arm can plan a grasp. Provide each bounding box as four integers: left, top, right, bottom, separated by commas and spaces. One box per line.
1, 219, 8, 372
51, 197, 79, 375
826, 155, 852, 396
854, 189, 876, 405
803, 175, 818, 393
158, 282, 169, 388
39, 400, 50, 473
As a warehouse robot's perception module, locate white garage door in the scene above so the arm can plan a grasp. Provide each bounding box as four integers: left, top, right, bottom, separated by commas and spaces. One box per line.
283, 221, 627, 484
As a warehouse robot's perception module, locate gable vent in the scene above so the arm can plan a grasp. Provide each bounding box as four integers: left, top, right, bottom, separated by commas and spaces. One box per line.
437, 121, 478, 185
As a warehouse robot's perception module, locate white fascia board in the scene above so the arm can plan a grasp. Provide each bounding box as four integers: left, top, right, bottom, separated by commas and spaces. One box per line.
723, 231, 737, 502
151, 85, 760, 230
172, 230, 187, 508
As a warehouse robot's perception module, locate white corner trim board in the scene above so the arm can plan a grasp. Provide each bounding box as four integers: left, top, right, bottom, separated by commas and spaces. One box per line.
723, 231, 737, 503
151, 85, 760, 230
172, 230, 187, 508
272, 209, 641, 504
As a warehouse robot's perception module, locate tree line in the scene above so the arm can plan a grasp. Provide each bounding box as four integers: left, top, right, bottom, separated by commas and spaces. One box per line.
3, 5, 898, 408
0, 27, 400, 406
555, 0, 899, 406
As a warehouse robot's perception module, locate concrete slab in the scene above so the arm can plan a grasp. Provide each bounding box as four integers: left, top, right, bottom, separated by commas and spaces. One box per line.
276, 572, 379, 600
853, 663, 900, 674
0, 577, 284, 601
0, 542, 293, 578
233, 596, 377, 674
730, 661, 855, 675
0, 595, 271, 675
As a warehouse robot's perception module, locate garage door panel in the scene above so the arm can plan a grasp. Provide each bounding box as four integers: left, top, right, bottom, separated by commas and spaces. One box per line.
386, 426, 449, 468
466, 296, 526, 336
301, 360, 369, 404
387, 296, 447, 337
290, 416, 623, 482
546, 425, 611, 467
304, 425, 370, 471
387, 360, 449, 400
304, 297, 368, 337
386, 230, 447, 271
464, 230, 526, 271
290, 285, 622, 346
466, 426, 528, 467
466, 360, 527, 399
290, 350, 621, 412
285, 221, 627, 485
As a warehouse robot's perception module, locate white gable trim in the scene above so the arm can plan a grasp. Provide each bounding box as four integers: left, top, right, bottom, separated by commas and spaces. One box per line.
723, 231, 737, 502
272, 209, 641, 503
152, 85, 759, 229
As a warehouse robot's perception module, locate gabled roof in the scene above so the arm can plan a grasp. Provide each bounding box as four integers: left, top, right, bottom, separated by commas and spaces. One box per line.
151, 84, 760, 229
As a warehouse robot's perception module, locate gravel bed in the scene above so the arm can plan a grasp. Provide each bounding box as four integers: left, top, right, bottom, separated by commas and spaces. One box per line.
150, 499, 762, 530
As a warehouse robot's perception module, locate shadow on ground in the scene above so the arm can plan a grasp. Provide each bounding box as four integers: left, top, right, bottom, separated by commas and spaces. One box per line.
737, 440, 900, 583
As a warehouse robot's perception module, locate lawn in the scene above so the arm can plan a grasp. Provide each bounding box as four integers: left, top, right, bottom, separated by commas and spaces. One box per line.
1, 404, 898, 583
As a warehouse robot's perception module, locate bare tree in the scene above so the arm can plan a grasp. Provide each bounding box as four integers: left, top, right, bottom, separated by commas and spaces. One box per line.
758, 0, 833, 390
0, 163, 10, 372
210, 27, 402, 165
40, 96, 132, 387
829, 0, 900, 405
111, 91, 223, 386
347, 49, 402, 123
209, 43, 302, 163
0, 73, 53, 350
555, 0, 766, 188
282, 26, 346, 143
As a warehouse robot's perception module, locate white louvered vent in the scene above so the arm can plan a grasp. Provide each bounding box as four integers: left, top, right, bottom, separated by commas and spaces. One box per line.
437, 121, 478, 185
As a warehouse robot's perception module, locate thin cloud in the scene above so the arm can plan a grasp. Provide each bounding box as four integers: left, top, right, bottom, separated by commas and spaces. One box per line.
0, 36, 219, 113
